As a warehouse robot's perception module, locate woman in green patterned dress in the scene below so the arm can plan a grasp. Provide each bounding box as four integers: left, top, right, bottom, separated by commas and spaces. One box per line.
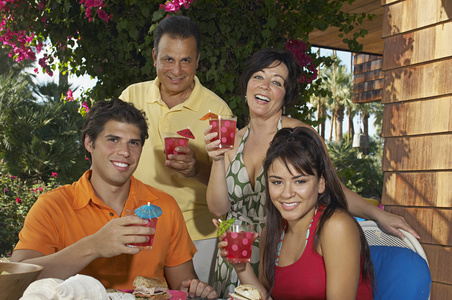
204, 48, 419, 297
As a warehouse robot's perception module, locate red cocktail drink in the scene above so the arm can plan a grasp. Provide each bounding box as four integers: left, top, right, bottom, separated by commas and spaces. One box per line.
209, 115, 237, 149
225, 224, 256, 263
126, 210, 158, 251
164, 135, 189, 159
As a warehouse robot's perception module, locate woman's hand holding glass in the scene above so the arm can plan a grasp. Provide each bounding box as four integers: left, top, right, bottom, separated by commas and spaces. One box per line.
204, 125, 233, 162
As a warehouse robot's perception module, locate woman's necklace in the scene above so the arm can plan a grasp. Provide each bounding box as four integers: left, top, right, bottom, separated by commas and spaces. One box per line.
275, 208, 318, 266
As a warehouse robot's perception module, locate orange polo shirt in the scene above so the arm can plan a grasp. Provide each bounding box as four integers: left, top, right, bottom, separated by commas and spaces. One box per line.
15, 170, 196, 289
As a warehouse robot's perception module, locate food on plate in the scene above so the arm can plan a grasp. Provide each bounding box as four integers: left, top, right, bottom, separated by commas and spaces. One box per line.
133, 276, 171, 299
107, 292, 136, 300
228, 284, 262, 300
20, 274, 108, 299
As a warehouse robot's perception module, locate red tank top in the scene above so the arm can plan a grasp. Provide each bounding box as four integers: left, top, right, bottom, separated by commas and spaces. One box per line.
272, 209, 373, 300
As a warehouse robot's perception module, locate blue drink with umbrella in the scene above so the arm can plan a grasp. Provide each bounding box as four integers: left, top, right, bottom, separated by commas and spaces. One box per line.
126, 202, 162, 250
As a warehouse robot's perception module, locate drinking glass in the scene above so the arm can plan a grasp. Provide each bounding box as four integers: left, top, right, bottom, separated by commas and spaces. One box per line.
164, 133, 189, 160
209, 115, 237, 149
225, 223, 256, 263
125, 210, 158, 251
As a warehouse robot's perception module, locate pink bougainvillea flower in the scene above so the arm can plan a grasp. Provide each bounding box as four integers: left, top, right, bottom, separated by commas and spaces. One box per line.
38, 0, 47, 10
285, 39, 317, 83
160, 0, 193, 12
79, 0, 111, 22
82, 101, 90, 112
16, 197, 22, 204
51, 172, 58, 178
66, 89, 74, 101
97, 9, 110, 23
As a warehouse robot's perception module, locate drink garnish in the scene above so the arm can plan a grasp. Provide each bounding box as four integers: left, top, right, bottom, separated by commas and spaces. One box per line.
177, 127, 195, 139
217, 218, 236, 237
200, 112, 218, 120
134, 202, 162, 219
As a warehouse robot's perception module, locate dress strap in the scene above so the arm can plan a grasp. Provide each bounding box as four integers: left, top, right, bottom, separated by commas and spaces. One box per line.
277, 116, 283, 131
275, 208, 318, 266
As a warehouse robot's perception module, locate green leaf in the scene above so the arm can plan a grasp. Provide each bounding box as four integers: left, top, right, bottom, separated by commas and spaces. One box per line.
261, 29, 271, 39
217, 219, 236, 237
152, 9, 165, 22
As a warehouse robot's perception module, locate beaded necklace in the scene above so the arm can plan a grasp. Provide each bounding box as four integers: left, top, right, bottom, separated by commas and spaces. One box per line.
275, 208, 318, 266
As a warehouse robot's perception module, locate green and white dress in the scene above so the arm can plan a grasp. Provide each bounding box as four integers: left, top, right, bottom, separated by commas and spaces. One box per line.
212, 119, 282, 297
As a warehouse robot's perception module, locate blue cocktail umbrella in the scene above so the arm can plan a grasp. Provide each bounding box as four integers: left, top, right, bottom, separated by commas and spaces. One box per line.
134, 202, 162, 219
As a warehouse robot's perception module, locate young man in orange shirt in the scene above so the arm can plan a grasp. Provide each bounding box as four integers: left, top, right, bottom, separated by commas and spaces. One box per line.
11, 98, 217, 299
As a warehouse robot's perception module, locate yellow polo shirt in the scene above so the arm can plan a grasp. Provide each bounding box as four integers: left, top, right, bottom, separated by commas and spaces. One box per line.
120, 76, 232, 241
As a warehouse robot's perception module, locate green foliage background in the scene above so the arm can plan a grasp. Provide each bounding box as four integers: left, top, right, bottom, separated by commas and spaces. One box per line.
0, 169, 60, 256
327, 136, 384, 199
2, 0, 372, 126
0, 0, 380, 255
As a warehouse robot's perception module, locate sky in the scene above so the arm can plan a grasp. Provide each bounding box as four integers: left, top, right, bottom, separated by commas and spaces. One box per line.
31, 47, 377, 139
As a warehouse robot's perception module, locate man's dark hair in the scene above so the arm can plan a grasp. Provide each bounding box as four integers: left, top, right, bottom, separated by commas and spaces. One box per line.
81, 98, 149, 163
154, 15, 202, 58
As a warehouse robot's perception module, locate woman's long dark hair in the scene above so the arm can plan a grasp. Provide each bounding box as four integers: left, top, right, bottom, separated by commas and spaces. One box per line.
262, 126, 375, 296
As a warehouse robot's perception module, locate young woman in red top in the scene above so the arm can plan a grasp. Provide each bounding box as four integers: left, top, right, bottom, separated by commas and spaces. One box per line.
218, 126, 375, 299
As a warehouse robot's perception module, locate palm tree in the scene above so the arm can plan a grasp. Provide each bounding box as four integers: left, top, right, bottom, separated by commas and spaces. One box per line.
310, 91, 328, 139
321, 55, 353, 143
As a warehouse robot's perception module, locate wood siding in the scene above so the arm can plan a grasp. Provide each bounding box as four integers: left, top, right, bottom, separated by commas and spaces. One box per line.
381, 0, 452, 297
353, 54, 384, 103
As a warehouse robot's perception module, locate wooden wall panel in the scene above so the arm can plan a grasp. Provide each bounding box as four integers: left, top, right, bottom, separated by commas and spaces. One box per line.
382, 0, 450, 37
431, 282, 452, 300
383, 171, 452, 208
423, 244, 452, 283
383, 206, 451, 246
381, 0, 401, 6
382, 134, 452, 171
383, 21, 452, 70
382, 97, 452, 137
353, 54, 383, 103
382, 60, 452, 103
381, 0, 452, 297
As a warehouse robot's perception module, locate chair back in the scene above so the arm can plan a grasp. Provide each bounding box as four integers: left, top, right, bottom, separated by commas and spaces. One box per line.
359, 220, 431, 300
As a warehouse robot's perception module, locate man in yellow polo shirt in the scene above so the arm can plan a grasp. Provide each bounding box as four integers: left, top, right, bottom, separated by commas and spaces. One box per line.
11, 98, 217, 298
120, 16, 232, 283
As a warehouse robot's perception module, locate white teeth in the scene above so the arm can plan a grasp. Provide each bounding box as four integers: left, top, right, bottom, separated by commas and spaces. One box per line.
283, 202, 298, 207
113, 162, 128, 167
255, 95, 270, 102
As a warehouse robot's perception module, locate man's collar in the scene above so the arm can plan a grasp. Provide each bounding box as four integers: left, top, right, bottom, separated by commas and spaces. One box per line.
148, 76, 203, 111
72, 170, 154, 210
72, 170, 98, 209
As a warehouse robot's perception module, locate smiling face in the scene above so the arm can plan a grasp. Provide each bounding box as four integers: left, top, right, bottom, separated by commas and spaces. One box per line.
85, 120, 142, 189
246, 61, 288, 118
152, 34, 199, 101
267, 158, 325, 222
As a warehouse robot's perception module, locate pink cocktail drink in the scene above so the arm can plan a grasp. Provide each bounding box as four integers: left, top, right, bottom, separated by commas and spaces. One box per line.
164, 136, 189, 159
126, 217, 158, 251
210, 115, 237, 149
225, 224, 256, 263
